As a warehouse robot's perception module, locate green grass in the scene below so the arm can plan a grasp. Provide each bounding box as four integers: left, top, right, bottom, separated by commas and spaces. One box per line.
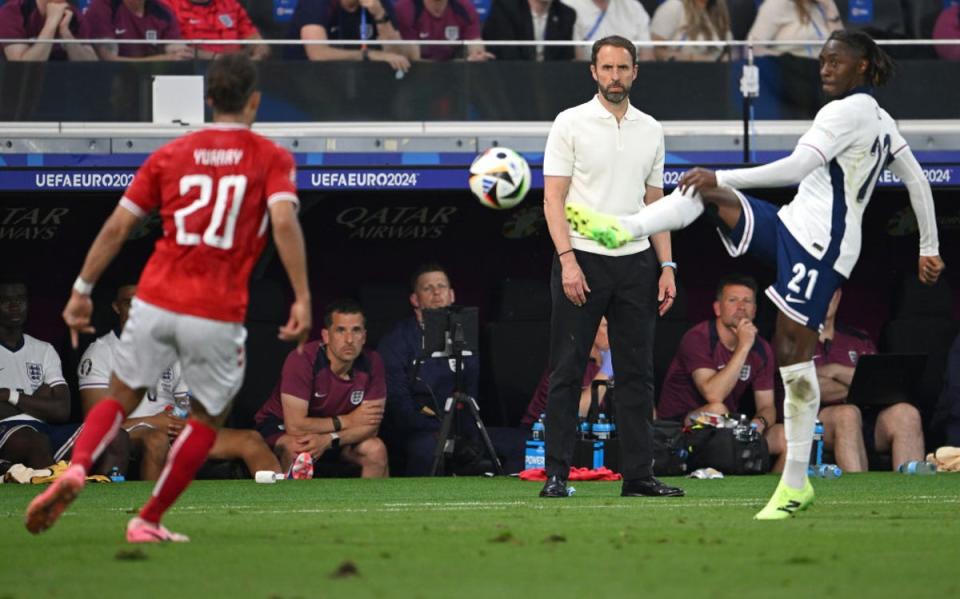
2, 473, 959, 599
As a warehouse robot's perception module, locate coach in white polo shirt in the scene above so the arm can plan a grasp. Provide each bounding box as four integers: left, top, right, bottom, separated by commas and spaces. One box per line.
539, 35, 683, 499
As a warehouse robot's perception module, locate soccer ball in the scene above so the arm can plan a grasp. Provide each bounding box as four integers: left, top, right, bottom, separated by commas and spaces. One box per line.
468, 147, 531, 210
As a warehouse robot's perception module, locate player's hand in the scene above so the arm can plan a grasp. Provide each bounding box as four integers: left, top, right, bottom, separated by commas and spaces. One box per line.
279, 298, 312, 352
297, 433, 331, 459
918, 255, 945, 286
358, 0, 384, 16
372, 50, 411, 72
560, 253, 590, 307
657, 267, 676, 316
45, 1, 68, 30
57, 7, 74, 39
734, 317, 757, 347
466, 49, 495, 62
63, 290, 95, 349
166, 45, 194, 61
679, 167, 718, 193
342, 399, 385, 429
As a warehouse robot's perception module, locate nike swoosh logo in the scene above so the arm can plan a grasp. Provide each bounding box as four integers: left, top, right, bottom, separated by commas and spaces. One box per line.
115, 28, 126, 34
784, 294, 806, 304
418, 32, 429, 39
314, 392, 327, 398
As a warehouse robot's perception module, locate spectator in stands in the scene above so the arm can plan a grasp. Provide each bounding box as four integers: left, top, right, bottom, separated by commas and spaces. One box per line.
393, 0, 494, 61
254, 299, 388, 478
78, 285, 281, 480
168, 0, 269, 60
657, 274, 785, 470
80, 0, 193, 61
482, 0, 577, 61
748, 0, 843, 58
650, 0, 733, 62
560, 0, 654, 61
286, 0, 414, 72
933, 2, 960, 61
377, 263, 526, 475
523, 318, 611, 426
813, 289, 925, 471
0, 0, 97, 61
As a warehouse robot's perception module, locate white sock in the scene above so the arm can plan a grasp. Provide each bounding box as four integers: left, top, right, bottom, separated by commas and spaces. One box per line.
780, 360, 821, 490
620, 186, 705, 237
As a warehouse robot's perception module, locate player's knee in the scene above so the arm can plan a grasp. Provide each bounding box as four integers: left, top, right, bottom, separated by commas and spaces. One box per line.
356, 437, 388, 466
273, 435, 298, 462
833, 404, 863, 430
883, 402, 921, 432
141, 429, 171, 461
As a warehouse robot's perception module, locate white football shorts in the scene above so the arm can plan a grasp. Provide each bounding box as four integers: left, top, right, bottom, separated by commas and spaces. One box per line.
113, 298, 247, 417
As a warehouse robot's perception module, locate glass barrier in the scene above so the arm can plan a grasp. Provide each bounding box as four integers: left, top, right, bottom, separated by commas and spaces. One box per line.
0, 39, 957, 121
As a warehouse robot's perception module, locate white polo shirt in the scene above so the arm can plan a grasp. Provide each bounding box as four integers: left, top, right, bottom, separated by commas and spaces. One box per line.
0, 334, 67, 423
543, 94, 665, 256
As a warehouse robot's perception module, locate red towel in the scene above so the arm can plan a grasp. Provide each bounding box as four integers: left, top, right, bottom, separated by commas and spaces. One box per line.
519, 467, 621, 481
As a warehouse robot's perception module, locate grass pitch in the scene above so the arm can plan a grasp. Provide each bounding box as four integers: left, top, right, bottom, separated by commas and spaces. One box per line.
1, 473, 958, 599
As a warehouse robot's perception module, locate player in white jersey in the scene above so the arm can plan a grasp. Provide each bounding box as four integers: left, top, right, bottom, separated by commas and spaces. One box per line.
0, 281, 71, 468
77, 285, 282, 480
565, 30, 945, 518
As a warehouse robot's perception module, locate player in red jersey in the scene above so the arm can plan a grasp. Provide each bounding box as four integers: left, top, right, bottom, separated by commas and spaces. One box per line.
25, 54, 311, 543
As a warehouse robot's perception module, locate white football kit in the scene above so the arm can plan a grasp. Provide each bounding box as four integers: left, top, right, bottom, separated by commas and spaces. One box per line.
0, 335, 67, 424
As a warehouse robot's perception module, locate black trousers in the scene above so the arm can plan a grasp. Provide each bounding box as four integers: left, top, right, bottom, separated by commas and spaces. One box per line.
544, 248, 658, 480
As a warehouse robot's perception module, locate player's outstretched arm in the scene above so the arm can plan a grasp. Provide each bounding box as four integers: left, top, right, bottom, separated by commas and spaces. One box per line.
269, 200, 311, 350
887, 147, 945, 285
709, 146, 823, 191
64, 205, 142, 347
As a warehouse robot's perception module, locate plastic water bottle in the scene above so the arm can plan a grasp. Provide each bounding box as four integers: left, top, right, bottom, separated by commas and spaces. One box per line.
810, 463, 842, 479
578, 418, 590, 440
593, 413, 612, 440
898, 460, 937, 475
811, 419, 825, 466
109, 466, 125, 482
531, 414, 545, 441
172, 395, 191, 419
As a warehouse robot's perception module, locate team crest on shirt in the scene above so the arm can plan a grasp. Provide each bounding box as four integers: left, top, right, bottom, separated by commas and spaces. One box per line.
26, 362, 43, 386
145, 29, 157, 41
159, 367, 175, 394
849, 351, 859, 365
448, 359, 457, 372
219, 14, 235, 27
350, 390, 365, 405
444, 26, 460, 41
739, 365, 751, 381
79, 358, 92, 377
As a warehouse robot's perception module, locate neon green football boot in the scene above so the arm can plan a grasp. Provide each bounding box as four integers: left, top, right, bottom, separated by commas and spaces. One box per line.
564, 202, 633, 250
754, 478, 815, 520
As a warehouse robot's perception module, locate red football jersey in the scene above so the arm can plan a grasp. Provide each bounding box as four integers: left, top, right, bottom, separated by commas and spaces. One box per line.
121, 124, 298, 322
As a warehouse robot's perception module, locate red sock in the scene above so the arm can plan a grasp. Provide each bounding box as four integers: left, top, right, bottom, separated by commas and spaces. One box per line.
140, 419, 217, 525
70, 398, 125, 473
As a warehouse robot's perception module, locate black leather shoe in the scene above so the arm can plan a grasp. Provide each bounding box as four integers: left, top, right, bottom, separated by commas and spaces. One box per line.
621, 477, 685, 497
539, 475, 569, 498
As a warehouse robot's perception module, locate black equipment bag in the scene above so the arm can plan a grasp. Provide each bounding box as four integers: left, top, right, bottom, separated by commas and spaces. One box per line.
685, 421, 770, 475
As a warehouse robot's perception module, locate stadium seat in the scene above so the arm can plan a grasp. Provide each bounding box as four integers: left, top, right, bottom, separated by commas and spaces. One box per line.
653, 318, 690, 402
483, 320, 551, 427
903, 0, 948, 38
495, 277, 551, 321
728, 0, 759, 40
358, 283, 411, 347
835, 0, 907, 36
227, 278, 295, 429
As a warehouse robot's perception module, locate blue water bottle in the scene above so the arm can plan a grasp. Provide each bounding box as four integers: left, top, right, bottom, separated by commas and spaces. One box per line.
531, 414, 545, 441
812, 419, 824, 466
109, 466, 125, 482
811, 463, 842, 479
898, 460, 936, 475
593, 413, 611, 440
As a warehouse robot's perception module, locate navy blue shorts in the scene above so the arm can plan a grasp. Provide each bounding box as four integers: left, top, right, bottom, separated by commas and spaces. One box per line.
0, 420, 81, 461
718, 191, 845, 332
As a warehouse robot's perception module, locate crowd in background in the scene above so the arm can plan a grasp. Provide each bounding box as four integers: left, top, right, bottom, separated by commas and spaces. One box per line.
1, 0, 958, 63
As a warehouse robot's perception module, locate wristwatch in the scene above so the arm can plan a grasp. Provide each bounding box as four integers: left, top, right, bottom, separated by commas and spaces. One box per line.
329, 432, 341, 450
373, 13, 390, 24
